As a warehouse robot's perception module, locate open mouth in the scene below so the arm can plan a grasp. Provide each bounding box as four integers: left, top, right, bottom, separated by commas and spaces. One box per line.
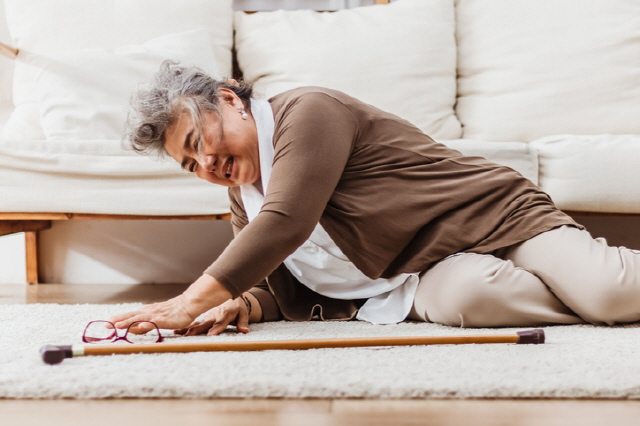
225, 157, 234, 178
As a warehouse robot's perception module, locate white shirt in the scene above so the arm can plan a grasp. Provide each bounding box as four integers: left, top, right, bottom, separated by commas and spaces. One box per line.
240, 99, 419, 324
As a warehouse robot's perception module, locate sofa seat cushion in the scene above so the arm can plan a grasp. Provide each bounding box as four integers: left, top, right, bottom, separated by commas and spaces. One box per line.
0, 138, 229, 215
439, 139, 538, 185
532, 134, 640, 213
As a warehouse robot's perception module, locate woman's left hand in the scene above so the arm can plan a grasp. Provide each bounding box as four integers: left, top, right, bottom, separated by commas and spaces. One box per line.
109, 274, 233, 334
174, 297, 250, 336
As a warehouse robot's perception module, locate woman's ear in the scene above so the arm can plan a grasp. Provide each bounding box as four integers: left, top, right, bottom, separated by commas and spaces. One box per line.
217, 88, 240, 107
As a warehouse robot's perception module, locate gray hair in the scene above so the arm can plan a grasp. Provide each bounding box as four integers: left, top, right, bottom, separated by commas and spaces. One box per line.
123, 60, 253, 157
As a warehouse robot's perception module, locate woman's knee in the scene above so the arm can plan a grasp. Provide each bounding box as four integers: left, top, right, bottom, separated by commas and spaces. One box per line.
570, 274, 640, 325
549, 247, 640, 325
506, 227, 640, 325
417, 253, 515, 327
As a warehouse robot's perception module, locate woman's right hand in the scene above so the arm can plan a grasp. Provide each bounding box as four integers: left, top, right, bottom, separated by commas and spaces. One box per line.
174, 294, 255, 336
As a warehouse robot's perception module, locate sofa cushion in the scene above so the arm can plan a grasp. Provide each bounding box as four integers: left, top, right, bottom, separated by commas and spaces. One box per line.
0, 138, 229, 215
234, 0, 461, 140
3, 103, 42, 140
0, 102, 12, 136
439, 139, 538, 185
32, 29, 219, 141
3, 0, 233, 141
456, 0, 640, 142
532, 134, 640, 213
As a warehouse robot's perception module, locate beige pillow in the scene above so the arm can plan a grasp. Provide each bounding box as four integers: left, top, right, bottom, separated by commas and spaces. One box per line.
235, 0, 461, 140
456, 0, 640, 142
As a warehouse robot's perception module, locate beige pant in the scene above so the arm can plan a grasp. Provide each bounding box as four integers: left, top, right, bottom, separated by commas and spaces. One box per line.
409, 226, 640, 327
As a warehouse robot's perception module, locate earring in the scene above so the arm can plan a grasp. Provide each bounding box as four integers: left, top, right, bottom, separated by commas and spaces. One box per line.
237, 106, 248, 120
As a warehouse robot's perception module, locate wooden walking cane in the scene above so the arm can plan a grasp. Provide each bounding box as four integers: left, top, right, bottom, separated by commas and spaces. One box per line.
40, 329, 544, 365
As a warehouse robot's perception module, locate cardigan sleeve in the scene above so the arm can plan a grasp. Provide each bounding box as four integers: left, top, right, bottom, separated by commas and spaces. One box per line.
247, 285, 282, 322
205, 92, 359, 298
227, 187, 282, 322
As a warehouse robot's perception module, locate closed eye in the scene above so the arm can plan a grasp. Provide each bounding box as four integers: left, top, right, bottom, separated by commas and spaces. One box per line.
193, 136, 202, 154
184, 136, 202, 173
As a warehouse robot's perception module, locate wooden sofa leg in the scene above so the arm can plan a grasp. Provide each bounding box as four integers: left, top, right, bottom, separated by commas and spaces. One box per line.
25, 231, 39, 284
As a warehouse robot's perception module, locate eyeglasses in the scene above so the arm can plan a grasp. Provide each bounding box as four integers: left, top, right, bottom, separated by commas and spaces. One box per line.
82, 320, 164, 344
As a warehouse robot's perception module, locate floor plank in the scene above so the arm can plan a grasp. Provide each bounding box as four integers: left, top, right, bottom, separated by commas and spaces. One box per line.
2, 399, 640, 426
0, 283, 189, 304
332, 399, 640, 426
1, 284, 638, 426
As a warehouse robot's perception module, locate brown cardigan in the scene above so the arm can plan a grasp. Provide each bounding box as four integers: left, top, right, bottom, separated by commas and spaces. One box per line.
205, 87, 581, 321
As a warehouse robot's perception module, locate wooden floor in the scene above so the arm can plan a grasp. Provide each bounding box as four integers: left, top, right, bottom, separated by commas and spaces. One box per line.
2, 283, 640, 426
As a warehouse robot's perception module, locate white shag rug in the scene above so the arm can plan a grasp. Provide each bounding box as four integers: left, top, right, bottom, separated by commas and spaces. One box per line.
2, 303, 640, 399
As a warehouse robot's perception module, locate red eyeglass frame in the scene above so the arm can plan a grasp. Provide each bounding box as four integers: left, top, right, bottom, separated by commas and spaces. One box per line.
82, 320, 164, 344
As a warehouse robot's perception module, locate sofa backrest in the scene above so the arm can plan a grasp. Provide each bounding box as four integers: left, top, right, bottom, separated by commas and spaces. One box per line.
2, 0, 639, 143
1, 0, 234, 140
234, 0, 461, 141
456, 0, 640, 142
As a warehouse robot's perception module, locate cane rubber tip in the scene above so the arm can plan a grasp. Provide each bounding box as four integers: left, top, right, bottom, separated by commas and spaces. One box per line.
40, 345, 72, 365
516, 329, 545, 344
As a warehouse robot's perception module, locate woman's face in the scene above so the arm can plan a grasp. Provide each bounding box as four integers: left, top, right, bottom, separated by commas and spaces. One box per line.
164, 90, 260, 187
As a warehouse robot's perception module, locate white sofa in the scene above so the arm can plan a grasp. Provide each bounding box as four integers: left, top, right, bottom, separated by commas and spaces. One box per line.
1, 0, 639, 282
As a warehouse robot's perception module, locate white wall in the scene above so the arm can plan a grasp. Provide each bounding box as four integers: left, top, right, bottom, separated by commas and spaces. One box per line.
0, 220, 233, 285
0, 233, 25, 284
38, 220, 234, 284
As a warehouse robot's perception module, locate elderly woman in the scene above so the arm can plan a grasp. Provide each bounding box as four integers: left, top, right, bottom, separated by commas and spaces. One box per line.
111, 61, 640, 336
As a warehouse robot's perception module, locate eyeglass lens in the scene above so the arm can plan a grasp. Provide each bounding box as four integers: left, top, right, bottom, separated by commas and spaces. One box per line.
83, 320, 163, 343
